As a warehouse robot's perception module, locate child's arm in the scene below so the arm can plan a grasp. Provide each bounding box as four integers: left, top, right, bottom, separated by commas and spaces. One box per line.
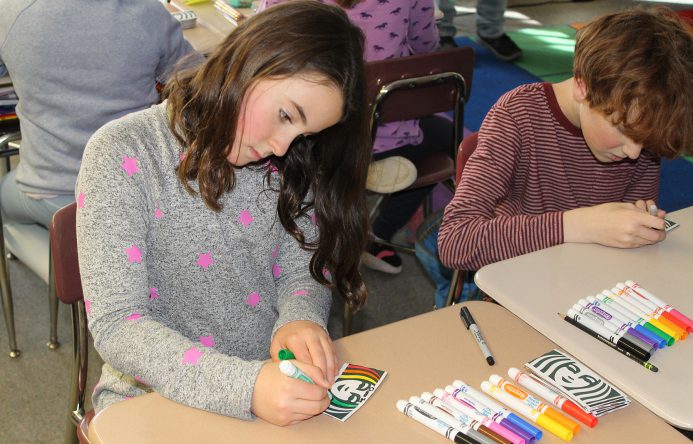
77, 120, 264, 420
563, 202, 666, 248
270, 210, 337, 382
439, 107, 564, 271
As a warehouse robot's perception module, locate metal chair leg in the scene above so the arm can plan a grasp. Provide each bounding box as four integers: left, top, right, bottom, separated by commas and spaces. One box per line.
445, 269, 461, 307
0, 218, 20, 358
48, 249, 60, 350
343, 302, 353, 337
65, 301, 87, 444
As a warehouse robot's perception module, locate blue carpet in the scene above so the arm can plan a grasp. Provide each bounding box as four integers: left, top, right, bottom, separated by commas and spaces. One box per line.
455, 36, 539, 131
659, 158, 693, 212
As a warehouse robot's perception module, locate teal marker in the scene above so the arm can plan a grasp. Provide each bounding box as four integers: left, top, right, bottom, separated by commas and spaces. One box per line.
279, 360, 315, 384
278, 349, 296, 361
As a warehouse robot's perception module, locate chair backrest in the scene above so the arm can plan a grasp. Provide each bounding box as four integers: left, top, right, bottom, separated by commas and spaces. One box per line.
50, 202, 83, 305
455, 131, 479, 183
49, 202, 89, 443
365, 47, 475, 158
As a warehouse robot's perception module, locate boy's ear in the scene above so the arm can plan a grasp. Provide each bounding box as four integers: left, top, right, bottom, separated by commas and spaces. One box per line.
572, 77, 587, 102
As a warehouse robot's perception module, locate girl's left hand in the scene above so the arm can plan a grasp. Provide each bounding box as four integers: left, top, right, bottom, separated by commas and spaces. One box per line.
270, 320, 338, 387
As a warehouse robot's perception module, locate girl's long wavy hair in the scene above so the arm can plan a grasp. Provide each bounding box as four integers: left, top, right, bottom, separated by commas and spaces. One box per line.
164, 1, 370, 310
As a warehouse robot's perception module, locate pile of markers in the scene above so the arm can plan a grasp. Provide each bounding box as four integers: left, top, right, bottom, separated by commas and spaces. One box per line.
395, 369, 599, 443
562, 280, 693, 372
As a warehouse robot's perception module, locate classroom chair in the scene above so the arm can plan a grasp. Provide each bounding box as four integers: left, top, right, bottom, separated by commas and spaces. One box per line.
445, 131, 480, 307
0, 132, 60, 357
344, 47, 475, 336
50, 202, 92, 444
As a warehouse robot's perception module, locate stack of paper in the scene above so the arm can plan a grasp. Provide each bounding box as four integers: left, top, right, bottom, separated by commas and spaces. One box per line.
525, 349, 630, 417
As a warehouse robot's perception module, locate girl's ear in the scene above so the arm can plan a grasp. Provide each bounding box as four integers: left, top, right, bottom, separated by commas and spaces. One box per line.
572, 77, 588, 102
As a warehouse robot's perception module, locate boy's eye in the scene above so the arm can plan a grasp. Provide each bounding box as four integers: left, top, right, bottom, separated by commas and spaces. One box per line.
279, 109, 292, 123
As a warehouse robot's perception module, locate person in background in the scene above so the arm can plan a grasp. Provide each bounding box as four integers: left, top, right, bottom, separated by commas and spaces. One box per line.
76, 1, 371, 426
439, 7, 692, 272
260, 0, 453, 275
437, 0, 522, 61
0, 0, 202, 282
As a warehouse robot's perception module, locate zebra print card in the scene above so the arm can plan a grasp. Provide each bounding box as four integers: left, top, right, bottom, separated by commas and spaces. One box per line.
525, 349, 630, 416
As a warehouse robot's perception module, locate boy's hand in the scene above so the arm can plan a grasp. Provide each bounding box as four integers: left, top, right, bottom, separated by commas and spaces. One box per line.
633, 199, 666, 218
564, 202, 666, 248
251, 361, 330, 426
270, 320, 338, 387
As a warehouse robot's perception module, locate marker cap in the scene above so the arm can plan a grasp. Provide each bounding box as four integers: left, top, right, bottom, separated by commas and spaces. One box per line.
562, 400, 598, 428
499, 418, 535, 444
278, 349, 295, 360
544, 407, 580, 434
536, 413, 574, 441
507, 413, 543, 441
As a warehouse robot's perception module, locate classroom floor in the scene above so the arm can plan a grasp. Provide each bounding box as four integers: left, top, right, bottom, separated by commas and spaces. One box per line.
1, 1, 691, 443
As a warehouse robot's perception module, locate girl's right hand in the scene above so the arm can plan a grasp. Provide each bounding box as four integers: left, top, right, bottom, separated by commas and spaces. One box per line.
251, 361, 330, 426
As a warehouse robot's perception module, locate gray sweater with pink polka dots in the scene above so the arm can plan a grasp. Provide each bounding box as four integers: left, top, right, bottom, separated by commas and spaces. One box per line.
76, 102, 331, 419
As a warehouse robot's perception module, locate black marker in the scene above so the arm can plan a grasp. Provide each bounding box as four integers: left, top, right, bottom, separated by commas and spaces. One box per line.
460, 306, 495, 366
559, 313, 658, 372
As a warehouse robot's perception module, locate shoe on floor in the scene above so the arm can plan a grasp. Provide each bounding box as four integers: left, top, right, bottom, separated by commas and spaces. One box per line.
439, 36, 458, 50
366, 156, 417, 194
476, 32, 523, 62
361, 243, 403, 274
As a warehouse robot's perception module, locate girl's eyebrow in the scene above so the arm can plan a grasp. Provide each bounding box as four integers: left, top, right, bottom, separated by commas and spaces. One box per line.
290, 100, 307, 125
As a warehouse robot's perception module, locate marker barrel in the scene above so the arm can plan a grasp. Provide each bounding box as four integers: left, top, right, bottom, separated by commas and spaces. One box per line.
566, 309, 651, 361
489, 375, 580, 435
397, 400, 481, 444
412, 396, 491, 444
436, 389, 526, 444
452, 380, 543, 441
625, 281, 693, 331
482, 382, 574, 441
596, 293, 674, 346
572, 304, 656, 355
616, 285, 688, 339
609, 289, 682, 341
507, 368, 598, 428
278, 360, 315, 384
578, 299, 662, 350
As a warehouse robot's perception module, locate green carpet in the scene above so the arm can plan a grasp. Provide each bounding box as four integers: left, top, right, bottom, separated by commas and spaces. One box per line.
507, 25, 576, 82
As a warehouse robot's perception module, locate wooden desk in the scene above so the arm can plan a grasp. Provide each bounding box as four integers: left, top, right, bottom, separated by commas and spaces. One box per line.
476, 206, 693, 430
177, 0, 256, 54
88, 301, 687, 443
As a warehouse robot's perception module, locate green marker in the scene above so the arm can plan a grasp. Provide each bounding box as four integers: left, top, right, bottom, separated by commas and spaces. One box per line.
278, 349, 296, 361
279, 360, 315, 384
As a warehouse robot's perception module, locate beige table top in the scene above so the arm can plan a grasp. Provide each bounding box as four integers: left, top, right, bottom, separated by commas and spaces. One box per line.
88, 301, 687, 443
475, 206, 693, 430
176, 0, 256, 54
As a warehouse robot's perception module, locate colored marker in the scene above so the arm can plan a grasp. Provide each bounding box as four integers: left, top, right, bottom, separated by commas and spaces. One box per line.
584, 296, 666, 349
445, 385, 536, 444
596, 291, 674, 346
607, 288, 682, 341
566, 309, 651, 361
460, 306, 495, 365
613, 286, 687, 339
416, 395, 501, 444
452, 380, 543, 441
279, 360, 315, 384
422, 392, 513, 444
571, 303, 656, 354
396, 400, 482, 444
278, 349, 295, 360
624, 281, 693, 332
560, 313, 659, 372
489, 375, 580, 435
648, 203, 658, 216
617, 282, 690, 334
435, 388, 526, 444
577, 298, 661, 350
481, 381, 574, 441
507, 368, 597, 428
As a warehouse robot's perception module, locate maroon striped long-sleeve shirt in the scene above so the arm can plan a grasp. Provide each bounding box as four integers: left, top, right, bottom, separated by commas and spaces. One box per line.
439, 82, 659, 271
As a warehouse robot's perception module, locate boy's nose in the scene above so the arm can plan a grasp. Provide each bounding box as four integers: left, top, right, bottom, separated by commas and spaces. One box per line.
623, 142, 643, 160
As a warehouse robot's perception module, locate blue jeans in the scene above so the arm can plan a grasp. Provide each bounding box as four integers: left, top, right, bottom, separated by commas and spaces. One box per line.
436, 0, 507, 39
0, 169, 74, 283
414, 209, 479, 308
